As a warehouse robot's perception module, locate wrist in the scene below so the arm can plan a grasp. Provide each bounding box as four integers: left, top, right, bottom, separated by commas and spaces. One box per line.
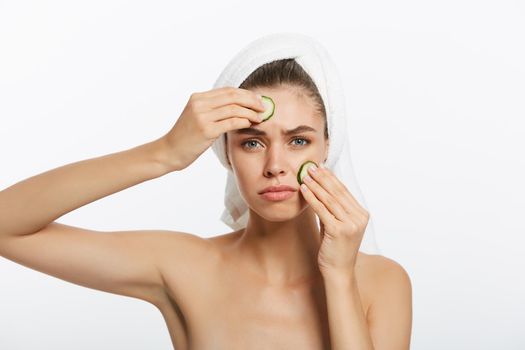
321, 268, 357, 286
151, 135, 183, 174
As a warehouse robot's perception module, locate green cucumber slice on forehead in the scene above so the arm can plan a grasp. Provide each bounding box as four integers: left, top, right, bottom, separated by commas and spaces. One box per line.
259, 96, 275, 122
297, 160, 318, 184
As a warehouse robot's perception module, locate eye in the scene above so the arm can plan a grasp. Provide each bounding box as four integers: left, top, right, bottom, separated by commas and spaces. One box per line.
240, 137, 311, 150
291, 137, 310, 147
241, 140, 262, 150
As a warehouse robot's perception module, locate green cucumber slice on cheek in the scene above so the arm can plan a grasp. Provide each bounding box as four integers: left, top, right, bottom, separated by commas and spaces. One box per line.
259, 96, 275, 122
297, 160, 318, 184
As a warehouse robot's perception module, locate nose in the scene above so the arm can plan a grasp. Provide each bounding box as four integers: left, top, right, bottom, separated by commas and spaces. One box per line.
264, 166, 285, 178
263, 148, 287, 178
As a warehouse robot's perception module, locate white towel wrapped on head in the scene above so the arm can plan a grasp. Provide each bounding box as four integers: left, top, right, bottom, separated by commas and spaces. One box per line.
210, 32, 380, 255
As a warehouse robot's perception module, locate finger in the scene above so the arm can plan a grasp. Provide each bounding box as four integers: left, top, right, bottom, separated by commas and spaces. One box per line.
207, 104, 263, 125
302, 175, 347, 221
304, 168, 349, 219
213, 116, 253, 136
194, 86, 232, 97
205, 86, 266, 114
309, 165, 364, 216
300, 183, 338, 226
198, 86, 248, 99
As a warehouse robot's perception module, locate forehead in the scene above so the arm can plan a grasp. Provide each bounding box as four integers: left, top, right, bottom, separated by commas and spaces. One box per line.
229, 86, 323, 137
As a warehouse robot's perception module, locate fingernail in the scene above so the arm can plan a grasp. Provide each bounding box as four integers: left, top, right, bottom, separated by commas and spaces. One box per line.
308, 164, 317, 173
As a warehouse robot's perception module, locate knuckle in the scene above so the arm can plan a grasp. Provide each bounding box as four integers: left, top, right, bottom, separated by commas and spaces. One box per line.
189, 92, 200, 103
351, 222, 361, 233
227, 87, 238, 98
189, 98, 202, 111
227, 104, 239, 116
228, 118, 240, 131
187, 100, 197, 113
237, 118, 251, 129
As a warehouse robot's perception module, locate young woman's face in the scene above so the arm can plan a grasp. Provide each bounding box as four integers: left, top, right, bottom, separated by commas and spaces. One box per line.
226, 86, 329, 222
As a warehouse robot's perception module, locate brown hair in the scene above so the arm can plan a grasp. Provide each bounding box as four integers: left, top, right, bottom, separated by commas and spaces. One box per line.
225, 58, 329, 166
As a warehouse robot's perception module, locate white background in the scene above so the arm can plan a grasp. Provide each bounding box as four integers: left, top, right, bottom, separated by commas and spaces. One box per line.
1, 0, 524, 349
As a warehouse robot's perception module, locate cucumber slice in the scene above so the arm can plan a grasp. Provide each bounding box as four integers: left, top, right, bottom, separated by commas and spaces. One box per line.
259, 96, 275, 122
297, 160, 318, 184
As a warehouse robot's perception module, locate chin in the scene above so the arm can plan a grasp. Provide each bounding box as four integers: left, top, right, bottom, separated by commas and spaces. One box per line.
248, 196, 309, 221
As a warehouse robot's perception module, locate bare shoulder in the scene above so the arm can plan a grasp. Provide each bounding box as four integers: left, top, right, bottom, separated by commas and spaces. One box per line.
149, 229, 223, 299
354, 252, 412, 304
360, 253, 409, 274
358, 253, 411, 288
155, 229, 240, 272
358, 253, 412, 319
147, 229, 220, 284
205, 229, 243, 245
155, 229, 220, 264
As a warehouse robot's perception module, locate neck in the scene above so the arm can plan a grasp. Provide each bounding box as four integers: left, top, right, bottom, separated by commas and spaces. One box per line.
234, 207, 323, 288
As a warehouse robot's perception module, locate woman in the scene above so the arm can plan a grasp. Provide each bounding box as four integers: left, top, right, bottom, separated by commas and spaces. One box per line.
0, 40, 412, 349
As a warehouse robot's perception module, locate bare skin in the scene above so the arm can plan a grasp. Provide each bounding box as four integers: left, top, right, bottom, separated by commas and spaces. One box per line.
154, 86, 384, 349
154, 229, 379, 350
0, 86, 400, 349
224, 86, 328, 287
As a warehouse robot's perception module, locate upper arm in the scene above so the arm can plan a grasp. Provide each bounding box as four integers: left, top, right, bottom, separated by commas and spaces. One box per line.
367, 256, 413, 350
0, 221, 200, 306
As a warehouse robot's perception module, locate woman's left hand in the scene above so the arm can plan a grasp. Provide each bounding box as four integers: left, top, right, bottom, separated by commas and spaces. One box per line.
300, 163, 370, 278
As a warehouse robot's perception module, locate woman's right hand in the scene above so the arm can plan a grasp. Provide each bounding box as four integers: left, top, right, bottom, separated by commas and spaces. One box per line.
160, 87, 267, 171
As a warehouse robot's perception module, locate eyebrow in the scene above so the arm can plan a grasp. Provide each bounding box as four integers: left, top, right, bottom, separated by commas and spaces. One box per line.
233, 125, 317, 136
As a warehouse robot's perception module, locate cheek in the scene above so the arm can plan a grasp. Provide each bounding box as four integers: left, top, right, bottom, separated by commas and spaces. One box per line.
228, 146, 259, 168
234, 173, 261, 204
234, 168, 257, 187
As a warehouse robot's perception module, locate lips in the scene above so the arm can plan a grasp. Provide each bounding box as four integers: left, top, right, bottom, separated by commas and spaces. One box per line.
260, 190, 295, 201
258, 184, 297, 194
